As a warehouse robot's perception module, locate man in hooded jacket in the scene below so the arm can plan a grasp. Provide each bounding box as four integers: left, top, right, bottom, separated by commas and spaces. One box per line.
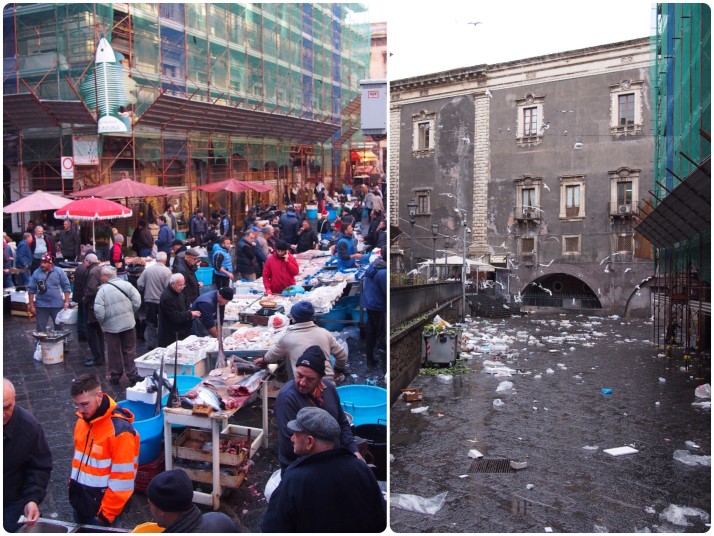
360, 248, 387, 365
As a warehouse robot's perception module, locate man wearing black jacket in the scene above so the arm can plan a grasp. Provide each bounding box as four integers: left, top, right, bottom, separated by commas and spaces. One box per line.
172, 248, 202, 305
157, 274, 201, 347
3, 378, 52, 533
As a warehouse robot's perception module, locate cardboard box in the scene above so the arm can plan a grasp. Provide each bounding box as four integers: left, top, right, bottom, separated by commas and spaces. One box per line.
401, 388, 423, 402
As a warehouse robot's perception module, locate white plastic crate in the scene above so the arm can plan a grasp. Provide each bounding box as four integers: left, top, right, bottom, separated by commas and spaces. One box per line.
134, 347, 208, 378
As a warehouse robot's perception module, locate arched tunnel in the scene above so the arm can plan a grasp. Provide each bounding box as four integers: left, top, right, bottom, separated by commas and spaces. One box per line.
521, 273, 602, 309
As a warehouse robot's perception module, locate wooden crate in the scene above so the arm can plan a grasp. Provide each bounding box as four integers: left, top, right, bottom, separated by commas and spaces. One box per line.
178, 464, 247, 489
401, 388, 423, 402
174, 427, 259, 466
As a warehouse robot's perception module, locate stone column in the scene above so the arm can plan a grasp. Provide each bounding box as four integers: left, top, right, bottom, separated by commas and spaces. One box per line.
471, 92, 490, 256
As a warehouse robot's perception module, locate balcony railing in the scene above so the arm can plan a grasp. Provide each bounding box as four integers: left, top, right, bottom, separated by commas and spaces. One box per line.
609, 200, 639, 217
514, 206, 541, 221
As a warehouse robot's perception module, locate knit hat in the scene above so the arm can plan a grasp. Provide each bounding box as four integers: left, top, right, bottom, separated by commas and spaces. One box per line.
287, 407, 340, 441
294, 345, 325, 376
218, 287, 234, 301
147, 469, 193, 512
275, 240, 290, 252
171, 239, 183, 247
40, 252, 53, 263
290, 301, 314, 323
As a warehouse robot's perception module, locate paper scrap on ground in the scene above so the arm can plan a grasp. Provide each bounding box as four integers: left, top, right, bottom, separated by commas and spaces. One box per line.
603, 446, 639, 456
659, 504, 710, 526
390, 491, 448, 515
673, 450, 711, 467
411, 406, 429, 414
468, 449, 483, 459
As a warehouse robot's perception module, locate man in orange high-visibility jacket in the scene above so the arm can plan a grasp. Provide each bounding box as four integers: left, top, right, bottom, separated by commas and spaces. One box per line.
69, 374, 140, 527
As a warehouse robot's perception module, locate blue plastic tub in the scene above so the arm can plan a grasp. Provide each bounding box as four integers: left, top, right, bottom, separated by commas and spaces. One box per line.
174, 231, 187, 240
196, 267, 213, 286
327, 208, 337, 221
336, 385, 387, 427
117, 400, 163, 465
317, 305, 348, 332
161, 375, 202, 404
306, 205, 318, 219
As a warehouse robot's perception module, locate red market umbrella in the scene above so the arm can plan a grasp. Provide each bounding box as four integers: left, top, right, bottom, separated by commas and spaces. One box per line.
70, 178, 182, 199
54, 197, 132, 249
3, 190, 73, 213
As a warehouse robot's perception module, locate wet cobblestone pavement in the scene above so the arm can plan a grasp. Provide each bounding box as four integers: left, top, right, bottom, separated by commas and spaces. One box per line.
391, 313, 711, 533
2, 310, 385, 532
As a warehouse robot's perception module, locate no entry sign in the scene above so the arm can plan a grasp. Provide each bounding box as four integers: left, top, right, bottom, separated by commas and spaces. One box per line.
61, 156, 74, 180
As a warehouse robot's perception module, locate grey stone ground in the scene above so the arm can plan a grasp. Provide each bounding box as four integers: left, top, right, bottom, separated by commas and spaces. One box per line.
2, 308, 385, 532
391, 313, 711, 533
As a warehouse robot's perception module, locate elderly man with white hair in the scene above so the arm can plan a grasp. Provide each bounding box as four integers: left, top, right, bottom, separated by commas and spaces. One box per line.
137, 252, 172, 350
158, 273, 201, 347
94, 265, 142, 386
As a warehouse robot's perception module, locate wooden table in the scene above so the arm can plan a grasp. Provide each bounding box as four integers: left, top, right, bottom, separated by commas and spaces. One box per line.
163, 374, 269, 510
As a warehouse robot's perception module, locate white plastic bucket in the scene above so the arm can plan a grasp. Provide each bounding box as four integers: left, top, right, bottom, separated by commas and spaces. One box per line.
41, 341, 64, 364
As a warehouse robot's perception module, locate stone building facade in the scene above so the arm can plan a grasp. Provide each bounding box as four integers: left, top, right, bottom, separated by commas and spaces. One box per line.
391, 38, 655, 316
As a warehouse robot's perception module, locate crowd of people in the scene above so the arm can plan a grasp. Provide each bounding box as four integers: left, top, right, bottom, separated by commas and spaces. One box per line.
4, 186, 388, 532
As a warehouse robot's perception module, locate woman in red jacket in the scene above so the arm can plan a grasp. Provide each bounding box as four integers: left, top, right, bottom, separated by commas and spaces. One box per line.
262, 240, 299, 296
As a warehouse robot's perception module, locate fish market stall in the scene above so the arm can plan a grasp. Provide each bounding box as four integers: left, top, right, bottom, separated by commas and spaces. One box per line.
163, 365, 271, 510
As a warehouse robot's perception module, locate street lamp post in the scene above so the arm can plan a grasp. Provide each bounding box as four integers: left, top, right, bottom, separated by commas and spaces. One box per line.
443, 236, 450, 277
431, 223, 439, 280
407, 198, 417, 271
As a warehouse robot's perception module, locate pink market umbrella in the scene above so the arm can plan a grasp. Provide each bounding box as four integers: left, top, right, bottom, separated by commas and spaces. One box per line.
54, 197, 132, 249
3, 190, 72, 213
195, 179, 273, 230
71, 178, 182, 199
195, 178, 272, 194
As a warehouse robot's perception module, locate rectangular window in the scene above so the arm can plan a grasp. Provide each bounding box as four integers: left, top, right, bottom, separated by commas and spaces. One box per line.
565, 185, 580, 217
523, 107, 537, 136
564, 235, 581, 254
616, 234, 633, 253
618, 94, 635, 126
522, 188, 536, 212
418, 122, 431, 150
520, 237, 535, 262
617, 181, 633, 206
415, 190, 430, 215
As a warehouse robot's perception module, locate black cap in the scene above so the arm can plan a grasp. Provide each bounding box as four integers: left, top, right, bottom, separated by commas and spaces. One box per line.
295, 345, 325, 376
218, 287, 234, 301
171, 239, 183, 247
147, 469, 194, 512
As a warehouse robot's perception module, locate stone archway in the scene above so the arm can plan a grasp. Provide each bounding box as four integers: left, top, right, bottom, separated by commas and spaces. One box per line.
521, 272, 602, 309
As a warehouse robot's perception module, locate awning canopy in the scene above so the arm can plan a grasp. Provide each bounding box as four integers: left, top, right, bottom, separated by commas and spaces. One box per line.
3, 93, 96, 130
135, 92, 341, 142
635, 156, 710, 248
419, 255, 496, 272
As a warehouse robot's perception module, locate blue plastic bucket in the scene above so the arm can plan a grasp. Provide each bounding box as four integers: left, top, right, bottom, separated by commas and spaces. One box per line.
306, 205, 318, 219
336, 385, 387, 426
174, 231, 187, 240
117, 400, 163, 465
327, 208, 337, 221
162, 375, 202, 404
196, 267, 213, 286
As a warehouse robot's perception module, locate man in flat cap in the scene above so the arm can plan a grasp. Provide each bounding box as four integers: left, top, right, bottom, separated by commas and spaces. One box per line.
273, 345, 362, 471
261, 407, 386, 533
146, 469, 238, 532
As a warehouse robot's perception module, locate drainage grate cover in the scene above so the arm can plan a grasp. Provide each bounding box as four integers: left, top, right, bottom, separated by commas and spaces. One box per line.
469, 457, 516, 474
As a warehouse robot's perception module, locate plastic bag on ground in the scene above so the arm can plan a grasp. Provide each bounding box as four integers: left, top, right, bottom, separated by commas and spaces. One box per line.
33, 343, 42, 362
673, 450, 711, 466
694, 383, 711, 399
390, 491, 448, 515
659, 504, 710, 526
341, 325, 360, 341
496, 381, 514, 393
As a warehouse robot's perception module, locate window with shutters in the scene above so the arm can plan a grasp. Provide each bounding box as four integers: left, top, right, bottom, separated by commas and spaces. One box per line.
610, 79, 644, 136
563, 235, 581, 255
520, 237, 536, 263
516, 93, 544, 147
412, 110, 436, 157
559, 175, 586, 220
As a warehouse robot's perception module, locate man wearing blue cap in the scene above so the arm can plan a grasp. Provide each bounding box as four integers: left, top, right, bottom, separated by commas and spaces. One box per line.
261, 407, 386, 533
255, 301, 347, 382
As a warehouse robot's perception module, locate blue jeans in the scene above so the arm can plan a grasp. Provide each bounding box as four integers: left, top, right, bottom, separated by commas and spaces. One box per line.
35, 306, 62, 332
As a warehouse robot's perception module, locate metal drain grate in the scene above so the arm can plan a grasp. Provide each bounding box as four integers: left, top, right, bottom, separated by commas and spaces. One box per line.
469, 457, 516, 474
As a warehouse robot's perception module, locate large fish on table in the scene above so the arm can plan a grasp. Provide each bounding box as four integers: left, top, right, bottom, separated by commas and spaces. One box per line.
228, 370, 268, 397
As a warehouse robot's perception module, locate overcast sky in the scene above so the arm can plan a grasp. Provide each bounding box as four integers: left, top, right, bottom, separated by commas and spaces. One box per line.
367, 1, 657, 80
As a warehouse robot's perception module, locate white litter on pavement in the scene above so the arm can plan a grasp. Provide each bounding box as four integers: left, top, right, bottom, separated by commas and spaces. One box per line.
645, 506, 656, 514
390, 492, 448, 515
526, 484, 535, 490
411, 406, 429, 414
582, 445, 599, 451
673, 450, 711, 466
659, 504, 710, 526
659, 377, 666, 383
603, 446, 639, 456
546, 368, 555, 374
493, 399, 504, 407
691, 401, 711, 409
467, 449, 483, 459
685, 440, 701, 449
437, 374, 453, 383
496, 381, 513, 392
694, 383, 711, 399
